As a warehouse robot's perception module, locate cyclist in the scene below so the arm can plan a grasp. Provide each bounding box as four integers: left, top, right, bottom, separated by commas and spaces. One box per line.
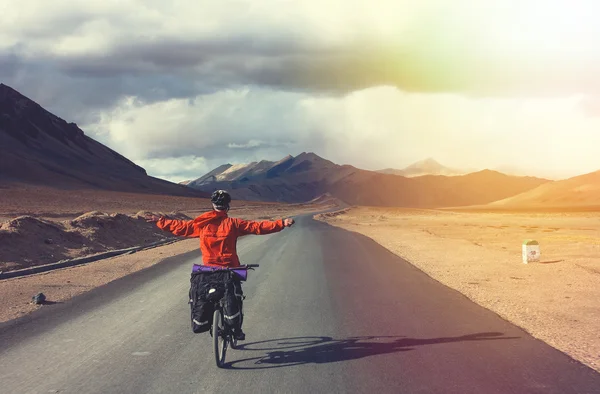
146, 190, 294, 340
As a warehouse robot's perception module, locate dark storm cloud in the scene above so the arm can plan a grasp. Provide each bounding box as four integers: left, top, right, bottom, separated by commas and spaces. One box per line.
0, 40, 461, 130
59, 34, 322, 75
0, 33, 329, 124
8, 33, 600, 121
41, 36, 466, 94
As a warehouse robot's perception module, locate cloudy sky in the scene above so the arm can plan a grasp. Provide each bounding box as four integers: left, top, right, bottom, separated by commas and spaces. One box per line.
2, 0, 600, 181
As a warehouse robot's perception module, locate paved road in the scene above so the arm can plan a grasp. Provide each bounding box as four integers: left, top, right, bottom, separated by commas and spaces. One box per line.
1, 215, 599, 394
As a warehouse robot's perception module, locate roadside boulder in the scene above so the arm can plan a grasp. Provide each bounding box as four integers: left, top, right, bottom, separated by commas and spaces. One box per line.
32, 292, 46, 304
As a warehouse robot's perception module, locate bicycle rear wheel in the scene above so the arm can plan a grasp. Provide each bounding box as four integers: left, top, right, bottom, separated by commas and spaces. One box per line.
212, 309, 227, 367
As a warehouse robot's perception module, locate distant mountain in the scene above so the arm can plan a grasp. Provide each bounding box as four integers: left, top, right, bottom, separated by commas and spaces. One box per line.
189, 152, 347, 202
377, 158, 466, 177
189, 153, 549, 207
0, 83, 206, 196
187, 157, 296, 187
489, 170, 600, 208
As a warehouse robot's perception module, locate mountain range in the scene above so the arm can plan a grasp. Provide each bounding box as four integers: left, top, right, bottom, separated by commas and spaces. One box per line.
0, 83, 205, 196
3, 82, 599, 209
187, 153, 550, 207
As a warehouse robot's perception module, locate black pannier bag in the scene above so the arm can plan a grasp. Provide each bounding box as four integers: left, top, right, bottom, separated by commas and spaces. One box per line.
189, 272, 214, 333
189, 271, 243, 334
223, 279, 243, 331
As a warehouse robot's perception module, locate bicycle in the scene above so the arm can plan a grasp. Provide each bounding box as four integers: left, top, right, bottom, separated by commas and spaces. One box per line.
199, 264, 259, 368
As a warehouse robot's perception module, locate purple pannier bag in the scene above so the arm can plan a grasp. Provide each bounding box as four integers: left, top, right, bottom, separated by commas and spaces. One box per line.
192, 264, 248, 281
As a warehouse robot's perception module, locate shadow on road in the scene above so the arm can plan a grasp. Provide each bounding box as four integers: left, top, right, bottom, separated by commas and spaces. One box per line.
225, 332, 519, 370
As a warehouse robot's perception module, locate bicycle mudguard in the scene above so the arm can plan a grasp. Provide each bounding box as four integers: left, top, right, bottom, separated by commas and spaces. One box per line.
192, 264, 248, 281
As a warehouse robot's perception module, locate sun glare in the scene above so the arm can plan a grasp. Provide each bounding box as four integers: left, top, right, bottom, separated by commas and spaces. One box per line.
481, 0, 598, 54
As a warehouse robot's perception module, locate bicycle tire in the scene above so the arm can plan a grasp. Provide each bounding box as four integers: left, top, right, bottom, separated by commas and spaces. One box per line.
213, 309, 227, 367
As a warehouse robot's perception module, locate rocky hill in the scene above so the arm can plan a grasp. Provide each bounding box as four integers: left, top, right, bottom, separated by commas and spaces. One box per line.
0, 83, 205, 197
489, 170, 600, 209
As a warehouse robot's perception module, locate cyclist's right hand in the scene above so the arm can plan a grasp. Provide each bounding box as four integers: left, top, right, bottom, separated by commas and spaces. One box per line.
283, 218, 295, 227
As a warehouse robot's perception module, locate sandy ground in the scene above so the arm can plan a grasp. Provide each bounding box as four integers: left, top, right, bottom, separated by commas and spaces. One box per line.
316, 207, 600, 373
0, 187, 336, 324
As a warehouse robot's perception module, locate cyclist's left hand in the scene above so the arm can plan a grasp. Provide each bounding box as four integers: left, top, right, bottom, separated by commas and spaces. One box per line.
283, 218, 295, 227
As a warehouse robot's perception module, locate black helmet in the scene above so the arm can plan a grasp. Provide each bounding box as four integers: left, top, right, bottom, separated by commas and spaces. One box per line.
211, 189, 231, 210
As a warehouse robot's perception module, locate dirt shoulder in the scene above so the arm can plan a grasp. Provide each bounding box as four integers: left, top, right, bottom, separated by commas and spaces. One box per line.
0, 238, 199, 324
316, 207, 600, 373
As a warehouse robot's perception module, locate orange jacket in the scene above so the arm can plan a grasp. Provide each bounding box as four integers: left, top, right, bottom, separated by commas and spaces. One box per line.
156, 210, 285, 268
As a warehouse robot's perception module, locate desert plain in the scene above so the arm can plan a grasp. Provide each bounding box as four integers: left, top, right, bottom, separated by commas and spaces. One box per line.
316, 206, 600, 373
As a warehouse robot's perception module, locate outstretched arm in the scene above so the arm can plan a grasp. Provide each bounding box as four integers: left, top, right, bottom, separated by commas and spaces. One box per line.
145, 214, 201, 237
235, 217, 294, 236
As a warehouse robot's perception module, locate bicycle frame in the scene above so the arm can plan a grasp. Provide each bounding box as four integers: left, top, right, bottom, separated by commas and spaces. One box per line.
205, 264, 258, 368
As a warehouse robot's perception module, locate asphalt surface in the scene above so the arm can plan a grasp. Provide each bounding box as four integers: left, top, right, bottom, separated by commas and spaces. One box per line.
1, 215, 599, 394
